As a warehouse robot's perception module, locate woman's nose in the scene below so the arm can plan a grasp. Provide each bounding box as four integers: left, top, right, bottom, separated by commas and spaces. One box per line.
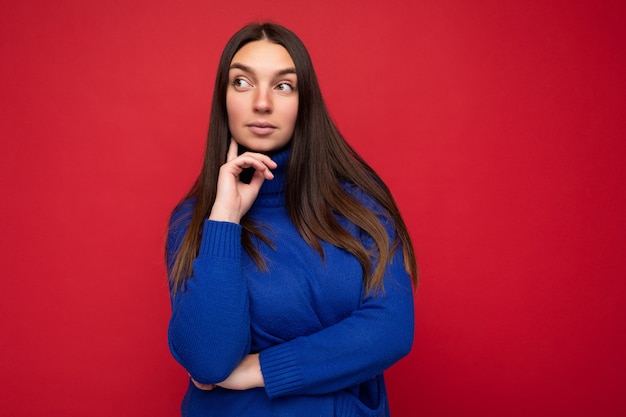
253, 87, 272, 113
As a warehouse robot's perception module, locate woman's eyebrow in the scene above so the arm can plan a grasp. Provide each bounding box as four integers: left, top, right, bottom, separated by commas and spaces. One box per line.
229, 63, 296, 77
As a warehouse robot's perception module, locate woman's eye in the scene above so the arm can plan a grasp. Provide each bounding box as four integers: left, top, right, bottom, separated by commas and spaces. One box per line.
276, 82, 294, 93
233, 78, 251, 89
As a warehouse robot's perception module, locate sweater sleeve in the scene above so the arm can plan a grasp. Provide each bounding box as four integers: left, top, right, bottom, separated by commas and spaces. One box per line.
166, 210, 251, 384
259, 188, 416, 399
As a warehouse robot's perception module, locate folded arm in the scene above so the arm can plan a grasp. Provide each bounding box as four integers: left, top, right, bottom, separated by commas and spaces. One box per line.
167, 219, 252, 384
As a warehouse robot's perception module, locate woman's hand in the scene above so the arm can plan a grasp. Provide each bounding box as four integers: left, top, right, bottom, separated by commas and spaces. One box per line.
189, 354, 264, 392
209, 139, 277, 224
216, 353, 264, 390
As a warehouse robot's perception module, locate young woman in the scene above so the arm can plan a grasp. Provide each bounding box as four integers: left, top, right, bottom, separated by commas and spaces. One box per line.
166, 22, 418, 417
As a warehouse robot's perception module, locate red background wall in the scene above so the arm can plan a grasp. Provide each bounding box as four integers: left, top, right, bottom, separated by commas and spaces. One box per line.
1, 0, 625, 415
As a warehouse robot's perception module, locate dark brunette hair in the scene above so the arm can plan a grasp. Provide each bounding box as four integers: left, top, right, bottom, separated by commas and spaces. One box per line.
168, 22, 417, 294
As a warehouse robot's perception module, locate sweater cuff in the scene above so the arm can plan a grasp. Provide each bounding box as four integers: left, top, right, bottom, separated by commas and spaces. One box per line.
260, 343, 304, 399
198, 220, 241, 259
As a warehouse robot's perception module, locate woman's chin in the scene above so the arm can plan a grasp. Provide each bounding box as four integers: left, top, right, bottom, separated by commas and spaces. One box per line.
234, 137, 293, 155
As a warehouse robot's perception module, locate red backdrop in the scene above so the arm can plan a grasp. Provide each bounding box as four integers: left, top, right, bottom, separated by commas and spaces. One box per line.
1, 0, 625, 416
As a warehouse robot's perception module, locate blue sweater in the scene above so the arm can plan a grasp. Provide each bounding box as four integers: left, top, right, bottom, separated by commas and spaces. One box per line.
166, 148, 414, 417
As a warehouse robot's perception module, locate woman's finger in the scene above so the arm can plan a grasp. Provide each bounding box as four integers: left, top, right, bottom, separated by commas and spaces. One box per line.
223, 154, 276, 180
226, 137, 238, 162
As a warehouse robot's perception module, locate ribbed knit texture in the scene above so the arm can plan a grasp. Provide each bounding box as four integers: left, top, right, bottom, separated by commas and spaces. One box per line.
259, 342, 303, 397
166, 147, 414, 416
198, 220, 241, 259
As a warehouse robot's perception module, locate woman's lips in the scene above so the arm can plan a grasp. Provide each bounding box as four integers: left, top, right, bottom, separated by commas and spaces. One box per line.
247, 122, 276, 136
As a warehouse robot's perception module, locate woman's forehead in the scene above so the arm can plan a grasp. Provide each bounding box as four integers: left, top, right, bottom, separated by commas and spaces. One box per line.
230, 40, 295, 72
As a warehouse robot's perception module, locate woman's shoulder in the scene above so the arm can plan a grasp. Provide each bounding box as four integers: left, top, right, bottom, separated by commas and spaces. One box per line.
169, 197, 197, 227
165, 197, 198, 263
166, 197, 198, 246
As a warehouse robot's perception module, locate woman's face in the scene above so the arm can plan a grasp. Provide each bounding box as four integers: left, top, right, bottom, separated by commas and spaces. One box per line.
226, 40, 298, 153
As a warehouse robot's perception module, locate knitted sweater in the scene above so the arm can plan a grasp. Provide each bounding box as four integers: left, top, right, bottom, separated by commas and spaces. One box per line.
166, 148, 415, 417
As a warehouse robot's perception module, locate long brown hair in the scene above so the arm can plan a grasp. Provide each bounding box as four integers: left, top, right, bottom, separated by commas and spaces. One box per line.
168, 22, 417, 294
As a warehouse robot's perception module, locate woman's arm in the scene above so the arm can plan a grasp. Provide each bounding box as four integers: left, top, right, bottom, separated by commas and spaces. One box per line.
258, 246, 414, 398
167, 219, 251, 384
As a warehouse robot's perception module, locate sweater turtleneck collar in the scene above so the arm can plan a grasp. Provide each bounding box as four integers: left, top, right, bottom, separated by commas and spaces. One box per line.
254, 146, 290, 207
